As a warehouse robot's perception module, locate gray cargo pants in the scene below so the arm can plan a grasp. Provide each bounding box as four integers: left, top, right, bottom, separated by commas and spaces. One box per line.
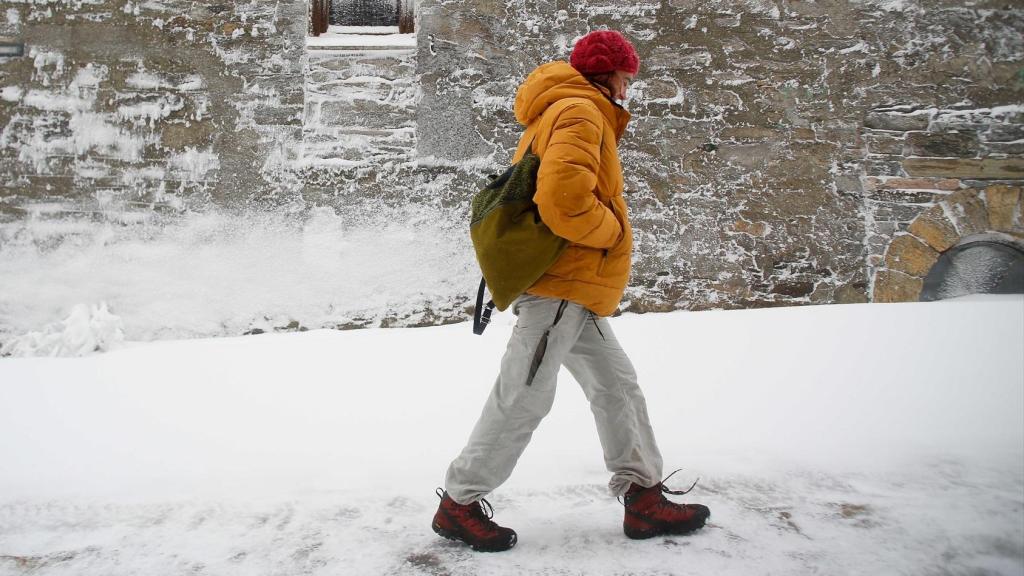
444, 294, 664, 504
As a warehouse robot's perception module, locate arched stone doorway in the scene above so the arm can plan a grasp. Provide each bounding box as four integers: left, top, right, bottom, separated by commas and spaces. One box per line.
919, 234, 1024, 300
873, 185, 1024, 302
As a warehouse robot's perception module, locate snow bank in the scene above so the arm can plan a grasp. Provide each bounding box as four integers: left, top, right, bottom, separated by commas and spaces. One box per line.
0, 302, 124, 357
0, 207, 477, 353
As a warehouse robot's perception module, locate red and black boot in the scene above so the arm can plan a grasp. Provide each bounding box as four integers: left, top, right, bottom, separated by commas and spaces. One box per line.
431, 489, 518, 552
623, 472, 711, 539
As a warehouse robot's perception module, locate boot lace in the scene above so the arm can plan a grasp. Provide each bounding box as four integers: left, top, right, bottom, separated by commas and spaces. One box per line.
620, 469, 701, 504
436, 488, 501, 533
660, 468, 700, 496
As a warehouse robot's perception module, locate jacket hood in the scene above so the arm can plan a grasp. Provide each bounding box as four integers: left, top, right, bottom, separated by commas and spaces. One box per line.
513, 61, 630, 139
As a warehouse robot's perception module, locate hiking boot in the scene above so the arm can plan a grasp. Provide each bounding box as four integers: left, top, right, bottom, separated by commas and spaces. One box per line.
431, 489, 517, 552
623, 474, 710, 539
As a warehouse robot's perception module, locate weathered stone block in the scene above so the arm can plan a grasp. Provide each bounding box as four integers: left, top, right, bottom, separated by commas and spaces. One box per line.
834, 174, 863, 193
321, 100, 413, 129
793, 128, 816, 141
904, 158, 1024, 179
647, 47, 712, 70
864, 112, 930, 132
772, 279, 815, 298
819, 123, 862, 148
253, 105, 302, 126
866, 177, 961, 191
872, 202, 929, 226
867, 188, 943, 204
719, 126, 777, 142
885, 234, 939, 277
906, 131, 979, 157
944, 189, 989, 237
985, 124, 1024, 143
986, 185, 1022, 231
717, 143, 770, 170
835, 280, 869, 304
983, 141, 1024, 156
160, 122, 214, 149
865, 133, 905, 155
873, 269, 924, 303
865, 157, 905, 177
929, 121, 991, 134
310, 53, 414, 82
908, 205, 960, 252
732, 218, 769, 237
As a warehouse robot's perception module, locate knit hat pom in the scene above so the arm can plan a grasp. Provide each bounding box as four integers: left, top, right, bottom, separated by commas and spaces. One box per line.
570, 30, 640, 76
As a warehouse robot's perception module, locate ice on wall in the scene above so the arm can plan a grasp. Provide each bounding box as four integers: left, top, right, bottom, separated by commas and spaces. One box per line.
0, 205, 478, 355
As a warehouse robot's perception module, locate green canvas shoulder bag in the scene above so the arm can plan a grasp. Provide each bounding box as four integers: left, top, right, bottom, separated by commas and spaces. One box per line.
469, 139, 568, 334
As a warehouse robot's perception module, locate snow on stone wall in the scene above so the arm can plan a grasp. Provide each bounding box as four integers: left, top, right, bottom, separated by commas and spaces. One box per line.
0, 0, 1023, 352
416, 0, 1024, 312
0, 1, 306, 220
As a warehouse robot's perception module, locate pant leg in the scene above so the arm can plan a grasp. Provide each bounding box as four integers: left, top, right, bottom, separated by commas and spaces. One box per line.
444, 295, 590, 504
562, 313, 664, 497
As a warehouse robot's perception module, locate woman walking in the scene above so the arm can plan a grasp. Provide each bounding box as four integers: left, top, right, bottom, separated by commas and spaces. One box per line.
432, 30, 710, 552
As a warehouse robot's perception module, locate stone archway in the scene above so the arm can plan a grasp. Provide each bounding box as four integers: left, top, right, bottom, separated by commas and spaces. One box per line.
919, 234, 1024, 300
873, 185, 1024, 302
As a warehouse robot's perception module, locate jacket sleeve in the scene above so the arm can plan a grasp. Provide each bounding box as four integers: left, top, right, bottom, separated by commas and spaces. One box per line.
534, 103, 623, 250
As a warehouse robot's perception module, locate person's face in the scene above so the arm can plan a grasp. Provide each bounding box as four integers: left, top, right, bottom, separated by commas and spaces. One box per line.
608, 70, 634, 102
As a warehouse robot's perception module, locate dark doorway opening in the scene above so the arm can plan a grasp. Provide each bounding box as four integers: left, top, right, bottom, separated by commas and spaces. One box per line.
311, 0, 413, 36
331, 0, 397, 26
920, 235, 1024, 301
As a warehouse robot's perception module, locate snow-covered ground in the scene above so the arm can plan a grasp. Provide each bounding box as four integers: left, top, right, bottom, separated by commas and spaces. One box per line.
1, 296, 1022, 575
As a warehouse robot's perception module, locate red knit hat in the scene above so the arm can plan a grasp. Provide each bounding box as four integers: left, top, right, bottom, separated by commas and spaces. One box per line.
570, 30, 640, 76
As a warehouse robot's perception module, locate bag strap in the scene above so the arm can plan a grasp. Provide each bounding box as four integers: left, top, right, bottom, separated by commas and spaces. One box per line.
473, 135, 532, 336
473, 277, 496, 335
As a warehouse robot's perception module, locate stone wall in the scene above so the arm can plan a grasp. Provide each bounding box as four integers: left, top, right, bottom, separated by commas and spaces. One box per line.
1, 0, 1023, 344
416, 0, 1024, 311
863, 106, 1024, 301
0, 0, 307, 233
873, 185, 1023, 302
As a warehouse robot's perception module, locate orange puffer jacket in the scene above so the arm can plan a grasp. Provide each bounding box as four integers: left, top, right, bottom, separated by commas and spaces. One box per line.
512, 61, 633, 317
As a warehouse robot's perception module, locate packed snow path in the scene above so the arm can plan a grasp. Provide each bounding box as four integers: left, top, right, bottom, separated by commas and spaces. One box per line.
1, 297, 1022, 575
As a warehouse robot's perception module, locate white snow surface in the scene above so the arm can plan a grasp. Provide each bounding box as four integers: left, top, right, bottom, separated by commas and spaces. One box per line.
306, 31, 416, 49
0, 207, 475, 352
1, 296, 1022, 575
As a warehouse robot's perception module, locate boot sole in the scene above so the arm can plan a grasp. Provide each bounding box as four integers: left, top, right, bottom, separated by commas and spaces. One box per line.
432, 521, 517, 552
623, 516, 709, 540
